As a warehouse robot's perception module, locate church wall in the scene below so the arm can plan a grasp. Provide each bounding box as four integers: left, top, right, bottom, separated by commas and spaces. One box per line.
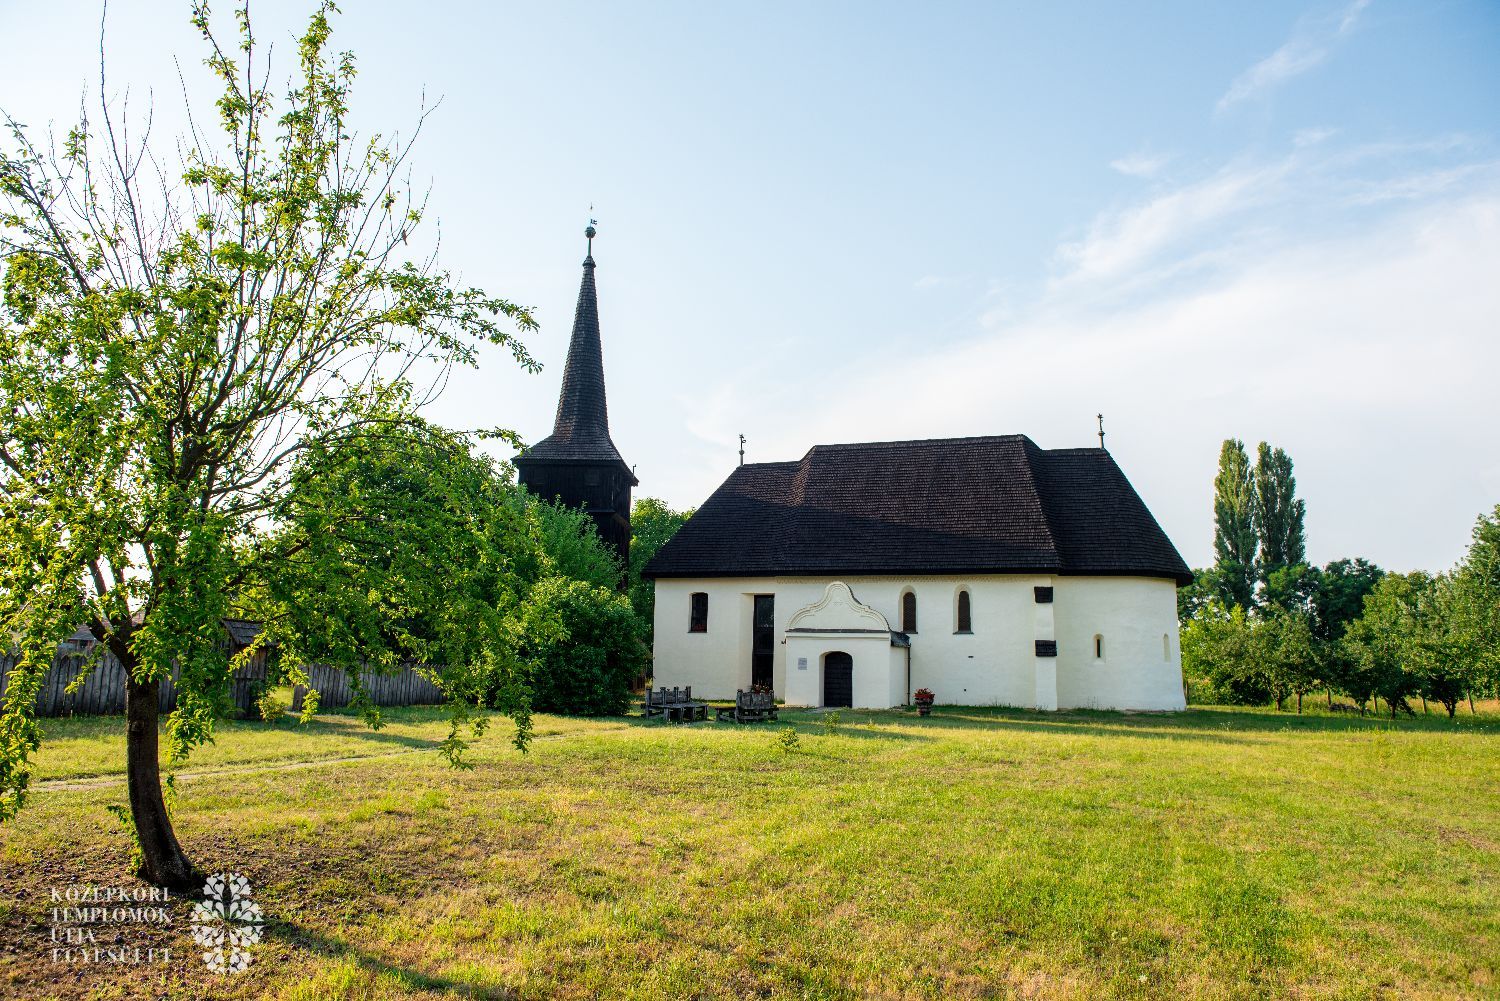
1053, 576, 1185, 711
651, 578, 779, 699
651, 575, 1185, 710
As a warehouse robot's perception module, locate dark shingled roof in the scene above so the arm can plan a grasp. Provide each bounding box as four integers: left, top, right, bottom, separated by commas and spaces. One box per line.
642, 435, 1191, 585
516, 254, 631, 473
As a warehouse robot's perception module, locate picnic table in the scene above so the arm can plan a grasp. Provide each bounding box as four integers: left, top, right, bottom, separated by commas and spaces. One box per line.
641, 685, 708, 722
714, 689, 778, 724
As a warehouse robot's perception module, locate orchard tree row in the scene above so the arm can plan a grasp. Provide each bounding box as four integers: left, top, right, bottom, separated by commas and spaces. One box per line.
1180, 441, 1499, 716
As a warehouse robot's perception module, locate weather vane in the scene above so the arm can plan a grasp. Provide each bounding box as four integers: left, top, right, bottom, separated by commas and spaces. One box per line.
585, 208, 597, 257
739, 434, 746, 467
1097, 413, 1106, 450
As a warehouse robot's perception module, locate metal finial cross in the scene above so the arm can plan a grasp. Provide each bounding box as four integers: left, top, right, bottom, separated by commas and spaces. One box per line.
1097, 413, 1106, 450
738, 434, 746, 466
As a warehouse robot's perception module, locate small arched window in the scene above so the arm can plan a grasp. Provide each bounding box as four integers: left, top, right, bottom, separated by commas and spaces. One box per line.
1163, 633, 1171, 661
901, 591, 918, 633
956, 590, 972, 633
689, 592, 708, 633
1094, 634, 1104, 659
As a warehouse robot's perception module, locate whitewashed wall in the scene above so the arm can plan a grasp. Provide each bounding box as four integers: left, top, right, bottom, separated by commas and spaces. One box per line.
651, 574, 1184, 710
1054, 576, 1185, 710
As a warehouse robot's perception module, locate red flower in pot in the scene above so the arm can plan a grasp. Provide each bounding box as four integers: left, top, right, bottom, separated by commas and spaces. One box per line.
913, 688, 935, 716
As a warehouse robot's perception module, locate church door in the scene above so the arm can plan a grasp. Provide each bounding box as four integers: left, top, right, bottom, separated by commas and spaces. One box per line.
752, 595, 775, 691
823, 651, 853, 708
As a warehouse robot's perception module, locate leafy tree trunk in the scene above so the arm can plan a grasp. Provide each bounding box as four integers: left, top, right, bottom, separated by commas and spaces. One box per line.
1296, 691, 1302, 714
1470, 693, 1478, 714
1326, 687, 1333, 708
124, 671, 199, 890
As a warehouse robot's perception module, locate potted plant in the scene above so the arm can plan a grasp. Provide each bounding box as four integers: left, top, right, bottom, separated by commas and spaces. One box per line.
913, 688, 935, 716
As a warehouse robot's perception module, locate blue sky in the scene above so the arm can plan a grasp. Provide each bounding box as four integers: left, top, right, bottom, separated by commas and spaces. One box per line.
2, 1, 1497, 571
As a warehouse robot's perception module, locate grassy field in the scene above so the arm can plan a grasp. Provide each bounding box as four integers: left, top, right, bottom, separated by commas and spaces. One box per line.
1, 703, 1496, 1000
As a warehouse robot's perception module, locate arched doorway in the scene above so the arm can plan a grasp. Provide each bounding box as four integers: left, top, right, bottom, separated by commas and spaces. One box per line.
823, 651, 853, 708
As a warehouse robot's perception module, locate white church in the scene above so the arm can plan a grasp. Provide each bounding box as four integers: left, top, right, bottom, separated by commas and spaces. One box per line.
522, 229, 1191, 712
642, 435, 1192, 711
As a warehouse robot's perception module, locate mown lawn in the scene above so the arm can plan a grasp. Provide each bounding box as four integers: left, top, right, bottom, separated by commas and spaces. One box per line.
1, 703, 1496, 1000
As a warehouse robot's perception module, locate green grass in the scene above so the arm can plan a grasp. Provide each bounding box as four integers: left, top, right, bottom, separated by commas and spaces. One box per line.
2, 704, 1497, 1000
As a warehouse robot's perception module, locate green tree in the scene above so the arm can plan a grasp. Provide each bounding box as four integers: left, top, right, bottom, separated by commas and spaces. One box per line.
1180, 601, 1267, 704
1306, 558, 1383, 708
1253, 442, 1307, 585
0, 4, 537, 887
1212, 439, 1258, 609
1256, 609, 1319, 712
1178, 567, 1225, 622
514, 577, 645, 716
1411, 578, 1471, 718
268, 420, 535, 734
1449, 505, 1500, 700
1310, 559, 1384, 644
1343, 573, 1432, 718
1263, 561, 1317, 614
512, 494, 622, 591
626, 497, 692, 631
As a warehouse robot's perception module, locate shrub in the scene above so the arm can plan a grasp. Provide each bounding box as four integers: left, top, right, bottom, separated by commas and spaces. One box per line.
255, 688, 287, 723
819, 711, 842, 735
517, 576, 645, 716
776, 727, 800, 753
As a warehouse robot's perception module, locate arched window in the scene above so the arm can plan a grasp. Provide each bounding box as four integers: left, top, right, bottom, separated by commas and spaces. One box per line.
956, 590, 972, 633
901, 591, 918, 633
689, 592, 708, 633
1094, 634, 1104, 659
1163, 633, 1171, 661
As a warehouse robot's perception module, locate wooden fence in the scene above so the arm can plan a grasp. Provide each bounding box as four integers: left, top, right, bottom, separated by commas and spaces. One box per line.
291, 663, 446, 711
0, 629, 444, 718
0, 642, 270, 717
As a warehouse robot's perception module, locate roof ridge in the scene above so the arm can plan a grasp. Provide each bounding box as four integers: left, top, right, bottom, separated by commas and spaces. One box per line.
1014, 437, 1061, 559
806, 433, 1036, 454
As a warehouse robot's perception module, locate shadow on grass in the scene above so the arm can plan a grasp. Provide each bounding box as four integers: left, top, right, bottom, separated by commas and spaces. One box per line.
222, 711, 450, 752
906, 704, 1498, 742
616, 711, 933, 742
267, 920, 511, 999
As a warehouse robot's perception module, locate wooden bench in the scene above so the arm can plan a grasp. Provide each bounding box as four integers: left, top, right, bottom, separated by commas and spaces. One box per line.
641, 685, 707, 723
714, 689, 778, 724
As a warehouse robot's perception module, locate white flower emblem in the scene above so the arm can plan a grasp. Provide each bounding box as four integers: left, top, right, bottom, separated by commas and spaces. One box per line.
190, 872, 263, 974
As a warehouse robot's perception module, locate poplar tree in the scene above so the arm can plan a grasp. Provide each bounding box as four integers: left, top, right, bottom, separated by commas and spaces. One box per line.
1254, 442, 1307, 583
1212, 439, 1258, 609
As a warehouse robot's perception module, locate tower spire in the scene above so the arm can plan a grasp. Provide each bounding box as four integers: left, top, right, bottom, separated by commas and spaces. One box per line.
513, 223, 637, 581
541, 222, 617, 452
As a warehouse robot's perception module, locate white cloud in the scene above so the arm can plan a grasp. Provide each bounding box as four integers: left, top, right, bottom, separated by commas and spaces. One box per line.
1053, 160, 1289, 288
1293, 127, 1337, 147
784, 190, 1500, 573
1216, 0, 1371, 112
1342, 162, 1498, 205
1110, 151, 1173, 178
673, 150, 1500, 574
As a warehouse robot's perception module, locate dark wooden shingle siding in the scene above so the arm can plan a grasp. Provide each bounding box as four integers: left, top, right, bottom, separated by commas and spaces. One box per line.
643, 435, 1190, 584
515, 255, 632, 472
